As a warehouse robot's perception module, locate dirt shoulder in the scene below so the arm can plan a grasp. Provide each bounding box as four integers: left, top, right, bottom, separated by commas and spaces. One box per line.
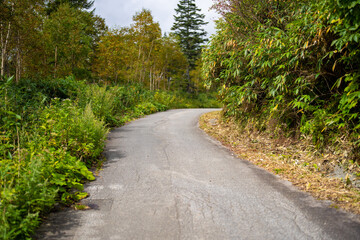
199, 111, 360, 215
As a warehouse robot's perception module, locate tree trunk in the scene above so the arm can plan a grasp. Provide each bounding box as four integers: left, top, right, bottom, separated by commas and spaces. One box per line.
186, 67, 191, 93
137, 46, 142, 83
1, 22, 11, 77
15, 30, 21, 83
54, 45, 57, 78
149, 69, 152, 90
167, 77, 171, 91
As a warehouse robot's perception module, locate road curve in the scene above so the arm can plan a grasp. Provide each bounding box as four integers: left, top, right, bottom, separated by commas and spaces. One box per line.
36, 109, 360, 240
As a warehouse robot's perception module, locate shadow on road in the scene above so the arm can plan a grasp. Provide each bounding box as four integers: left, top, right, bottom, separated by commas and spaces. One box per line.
34, 209, 81, 239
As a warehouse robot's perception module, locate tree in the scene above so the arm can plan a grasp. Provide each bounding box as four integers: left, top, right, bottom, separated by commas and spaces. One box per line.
94, 27, 136, 83
94, 10, 187, 90
0, 0, 13, 77
0, 0, 104, 81
171, 0, 207, 91
43, 3, 106, 79
156, 33, 187, 90
131, 9, 162, 88
0, 0, 46, 81
45, 0, 94, 15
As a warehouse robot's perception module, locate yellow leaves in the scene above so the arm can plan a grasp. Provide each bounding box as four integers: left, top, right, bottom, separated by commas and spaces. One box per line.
326, 26, 332, 34
317, 28, 322, 38
332, 60, 339, 72
49, 139, 57, 146
212, 61, 217, 69
273, 104, 278, 111
0, 132, 10, 141
269, 39, 273, 48
330, 18, 341, 24
304, 41, 309, 49
226, 40, 236, 48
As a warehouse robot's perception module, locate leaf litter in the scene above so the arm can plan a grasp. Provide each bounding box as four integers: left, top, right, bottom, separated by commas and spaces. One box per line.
199, 111, 360, 215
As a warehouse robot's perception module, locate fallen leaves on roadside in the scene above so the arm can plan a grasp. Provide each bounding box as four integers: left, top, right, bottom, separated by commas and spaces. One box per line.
199, 111, 360, 215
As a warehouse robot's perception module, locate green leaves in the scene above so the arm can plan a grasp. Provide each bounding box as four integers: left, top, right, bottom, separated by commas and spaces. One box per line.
94, 11, 188, 91
0, 75, 220, 239
43, 3, 105, 79
205, 0, 360, 151
172, 0, 208, 69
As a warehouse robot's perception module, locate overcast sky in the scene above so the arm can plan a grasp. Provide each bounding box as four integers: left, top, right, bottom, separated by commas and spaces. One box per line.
92, 0, 221, 37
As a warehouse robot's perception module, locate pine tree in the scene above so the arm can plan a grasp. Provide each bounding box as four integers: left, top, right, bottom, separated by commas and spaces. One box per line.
171, 0, 207, 91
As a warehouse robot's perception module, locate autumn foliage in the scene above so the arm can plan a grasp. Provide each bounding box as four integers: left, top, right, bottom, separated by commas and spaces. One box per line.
94, 9, 187, 90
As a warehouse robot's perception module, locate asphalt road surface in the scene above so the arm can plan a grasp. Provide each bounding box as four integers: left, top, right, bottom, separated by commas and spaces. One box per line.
36, 109, 360, 240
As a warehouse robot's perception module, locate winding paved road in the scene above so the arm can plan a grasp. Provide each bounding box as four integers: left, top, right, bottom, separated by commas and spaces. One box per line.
36, 109, 360, 239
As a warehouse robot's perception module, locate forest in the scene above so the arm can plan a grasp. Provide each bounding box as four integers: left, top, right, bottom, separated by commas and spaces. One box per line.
203, 0, 360, 166
0, 0, 216, 239
0, 0, 204, 89
2, 0, 360, 237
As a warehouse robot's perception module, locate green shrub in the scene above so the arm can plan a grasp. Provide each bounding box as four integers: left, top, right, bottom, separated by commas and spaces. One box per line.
70, 103, 109, 162
77, 84, 117, 124
0, 75, 219, 239
203, 0, 360, 160
0, 156, 56, 239
38, 99, 108, 163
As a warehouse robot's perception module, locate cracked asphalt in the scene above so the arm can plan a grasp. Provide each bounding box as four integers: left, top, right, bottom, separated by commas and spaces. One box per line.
36, 109, 360, 240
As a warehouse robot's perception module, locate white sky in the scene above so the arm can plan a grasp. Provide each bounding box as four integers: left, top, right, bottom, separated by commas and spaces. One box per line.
92, 0, 220, 37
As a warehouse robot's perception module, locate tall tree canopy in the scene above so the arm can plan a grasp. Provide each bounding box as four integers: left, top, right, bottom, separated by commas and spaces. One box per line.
0, 1, 194, 91
0, 0, 47, 81
94, 9, 187, 90
44, 3, 105, 79
45, 0, 94, 14
171, 0, 207, 70
0, 0, 105, 81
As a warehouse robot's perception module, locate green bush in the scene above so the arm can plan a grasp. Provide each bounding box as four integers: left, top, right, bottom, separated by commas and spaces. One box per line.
0, 75, 219, 239
203, 0, 360, 160
77, 84, 117, 124
38, 99, 108, 163
0, 98, 100, 239
0, 156, 57, 240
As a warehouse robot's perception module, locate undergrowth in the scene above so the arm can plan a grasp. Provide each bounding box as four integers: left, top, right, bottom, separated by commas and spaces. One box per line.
0, 76, 219, 239
203, 0, 360, 166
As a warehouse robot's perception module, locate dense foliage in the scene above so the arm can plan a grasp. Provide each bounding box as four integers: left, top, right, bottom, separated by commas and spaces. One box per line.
0, 76, 218, 239
202, 0, 360, 161
0, 1, 218, 238
172, 0, 208, 92
0, 1, 208, 92
46, 0, 94, 14
0, 0, 106, 81
94, 9, 189, 91
172, 0, 208, 68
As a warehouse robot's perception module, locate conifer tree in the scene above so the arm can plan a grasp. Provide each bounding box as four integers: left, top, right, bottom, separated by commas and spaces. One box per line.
171, 0, 207, 91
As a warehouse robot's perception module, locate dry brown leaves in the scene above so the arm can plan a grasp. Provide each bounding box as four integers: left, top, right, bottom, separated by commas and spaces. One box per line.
199, 111, 360, 215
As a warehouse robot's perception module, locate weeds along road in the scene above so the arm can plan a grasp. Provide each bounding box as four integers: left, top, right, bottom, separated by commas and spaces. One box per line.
36, 109, 360, 239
